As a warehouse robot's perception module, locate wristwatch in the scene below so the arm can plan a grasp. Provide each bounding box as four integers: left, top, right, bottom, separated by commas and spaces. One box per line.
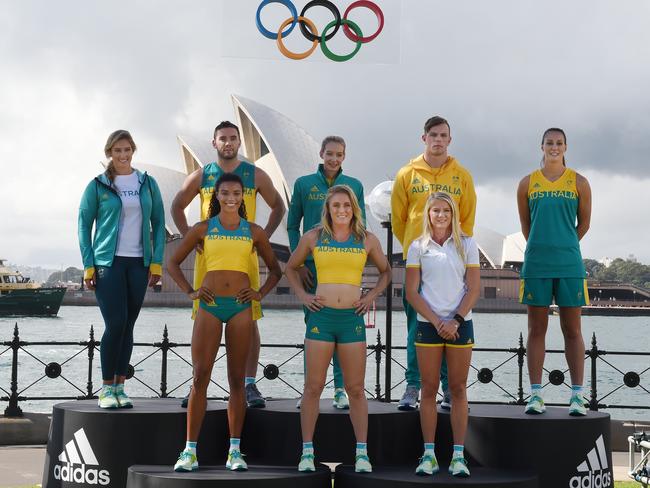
453, 314, 465, 326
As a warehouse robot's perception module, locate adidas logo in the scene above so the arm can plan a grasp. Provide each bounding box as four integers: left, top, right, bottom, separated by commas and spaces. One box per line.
533, 182, 541, 189
527, 293, 533, 300
412, 177, 421, 184
208, 174, 215, 180
568, 435, 612, 488
311, 326, 319, 334
310, 185, 319, 192
53, 428, 110, 485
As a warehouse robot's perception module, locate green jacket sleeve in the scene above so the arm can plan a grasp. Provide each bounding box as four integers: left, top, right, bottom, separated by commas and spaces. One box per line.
287, 179, 303, 253
356, 182, 367, 226
78, 180, 98, 270
148, 177, 166, 271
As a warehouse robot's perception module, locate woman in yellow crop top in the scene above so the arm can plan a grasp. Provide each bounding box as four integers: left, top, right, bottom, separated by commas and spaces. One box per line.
286, 185, 391, 473
167, 173, 282, 473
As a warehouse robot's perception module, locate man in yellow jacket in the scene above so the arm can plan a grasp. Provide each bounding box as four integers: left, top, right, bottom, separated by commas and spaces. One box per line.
391, 116, 477, 410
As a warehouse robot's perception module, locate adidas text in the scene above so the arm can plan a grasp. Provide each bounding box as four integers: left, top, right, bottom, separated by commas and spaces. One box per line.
568, 471, 611, 488
54, 464, 110, 485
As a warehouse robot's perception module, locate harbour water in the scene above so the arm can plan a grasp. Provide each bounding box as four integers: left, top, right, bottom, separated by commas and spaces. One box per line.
1, 306, 648, 420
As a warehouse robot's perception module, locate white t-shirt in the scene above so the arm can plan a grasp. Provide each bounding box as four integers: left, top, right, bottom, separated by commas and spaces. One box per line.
113, 172, 143, 257
406, 235, 480, 322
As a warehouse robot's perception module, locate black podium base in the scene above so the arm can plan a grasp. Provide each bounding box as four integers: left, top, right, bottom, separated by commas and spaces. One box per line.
127, 464, 332, 488
466, 404, 612, 488
242, 399, 432, 466
42, 399, 228, 488
334, 465, 539, 488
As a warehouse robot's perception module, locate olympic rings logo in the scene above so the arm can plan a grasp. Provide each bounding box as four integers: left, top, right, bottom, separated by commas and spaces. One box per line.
256, 0, 384, 62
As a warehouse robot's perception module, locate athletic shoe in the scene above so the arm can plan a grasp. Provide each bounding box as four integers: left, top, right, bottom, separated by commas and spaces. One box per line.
524, 394, 546, 414
296, 397, 302, 409
114, 387, 133, 409
569, 395, 587, 416
397, 385, 419, 411
226, 450, 248, 471
354, 454, 372, 473
440, 390, 451, 411
415, 453, 439, 475
174, 449, 198, 472
298, 453, 315, 472
332, 388, 350, 409
98, 386, 118, 409
181, 387, 191, 408
449, 457, 470, 477
246, 383, 266, 408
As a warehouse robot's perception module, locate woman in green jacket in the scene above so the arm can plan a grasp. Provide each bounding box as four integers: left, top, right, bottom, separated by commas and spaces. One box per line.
78, 130, 165, 409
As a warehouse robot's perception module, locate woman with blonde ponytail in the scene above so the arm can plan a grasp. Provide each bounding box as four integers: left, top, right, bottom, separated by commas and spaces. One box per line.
404, 192, 480, 478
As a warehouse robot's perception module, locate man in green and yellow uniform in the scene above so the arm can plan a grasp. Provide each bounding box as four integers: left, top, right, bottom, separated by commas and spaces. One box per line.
287, 135, 365, 409
172, 121, 285, 408
391, 116, 476, 410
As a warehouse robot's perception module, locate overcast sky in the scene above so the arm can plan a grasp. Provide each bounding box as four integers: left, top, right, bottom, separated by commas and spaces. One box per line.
1, 0, 649, 268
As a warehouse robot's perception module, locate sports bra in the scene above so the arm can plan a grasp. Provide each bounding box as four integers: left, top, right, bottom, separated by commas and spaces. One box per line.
313, 231, 367, 286
203, 216, 253, 273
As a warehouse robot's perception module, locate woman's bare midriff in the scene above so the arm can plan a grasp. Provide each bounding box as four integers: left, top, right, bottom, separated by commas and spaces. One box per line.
202, 270, 250, 297
316, 283, 361, 309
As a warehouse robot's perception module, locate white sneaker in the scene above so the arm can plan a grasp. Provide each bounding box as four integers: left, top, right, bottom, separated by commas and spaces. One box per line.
298, 453, 315, 472
355, 454, 372, 473
97, 386, 118, 409
226, 450, 248, 471
332, 388, 349, 409
174, 449, 198, 472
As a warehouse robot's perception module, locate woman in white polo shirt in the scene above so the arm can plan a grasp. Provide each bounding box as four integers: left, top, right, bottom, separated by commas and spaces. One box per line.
405, 192, 480, 478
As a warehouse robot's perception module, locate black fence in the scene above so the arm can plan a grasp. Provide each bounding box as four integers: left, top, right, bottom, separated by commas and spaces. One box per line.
1, 323, 649, 417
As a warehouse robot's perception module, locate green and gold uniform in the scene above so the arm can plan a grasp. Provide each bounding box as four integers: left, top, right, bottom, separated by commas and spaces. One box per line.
519, 168, 588, 307
194, 161, 261, 320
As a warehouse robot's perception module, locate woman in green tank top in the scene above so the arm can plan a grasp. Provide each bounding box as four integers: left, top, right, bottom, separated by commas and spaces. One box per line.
516, 128, 592, 416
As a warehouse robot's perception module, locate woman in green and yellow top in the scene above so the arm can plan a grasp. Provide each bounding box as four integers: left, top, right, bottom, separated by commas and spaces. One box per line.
78, 130, 165, 409
517, 128, 592, 417
287, 135, 366, 409
167, 173, 281, 473
286, 185, 391, 474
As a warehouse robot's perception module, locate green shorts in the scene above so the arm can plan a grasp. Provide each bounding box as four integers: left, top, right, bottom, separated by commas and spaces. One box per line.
199, 296, 251, 323
415, 320, 475, 348
519, 278, 589, 307
305, 307, 366, 344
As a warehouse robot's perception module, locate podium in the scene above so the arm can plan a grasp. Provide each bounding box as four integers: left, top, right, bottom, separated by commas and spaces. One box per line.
42, 398, 612, 488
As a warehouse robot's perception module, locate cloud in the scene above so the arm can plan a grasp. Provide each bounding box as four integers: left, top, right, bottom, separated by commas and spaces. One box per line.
2, 0, 649, 267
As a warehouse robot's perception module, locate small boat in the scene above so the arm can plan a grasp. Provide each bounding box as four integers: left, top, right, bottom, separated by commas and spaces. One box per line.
0, 258, 66, 316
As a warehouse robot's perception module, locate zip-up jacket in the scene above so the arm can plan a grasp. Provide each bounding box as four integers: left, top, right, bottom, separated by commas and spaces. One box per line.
391, 155, 476, 258
78, 169, 166, 279
287, 164, 366, 260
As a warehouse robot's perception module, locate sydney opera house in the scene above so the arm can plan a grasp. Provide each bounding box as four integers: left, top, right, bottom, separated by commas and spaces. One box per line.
137, 95, 532, 311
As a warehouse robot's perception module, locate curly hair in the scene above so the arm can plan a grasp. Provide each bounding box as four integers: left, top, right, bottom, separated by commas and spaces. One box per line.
208, 172, 248, 220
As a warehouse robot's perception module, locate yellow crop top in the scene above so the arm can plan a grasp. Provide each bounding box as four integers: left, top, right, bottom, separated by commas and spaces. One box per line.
203, 216, 253, 273
312, 231, 367, 286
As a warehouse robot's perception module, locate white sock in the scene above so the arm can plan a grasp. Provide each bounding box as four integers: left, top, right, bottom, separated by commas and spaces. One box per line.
229, 438, 240, 452
185, 441, 197, 454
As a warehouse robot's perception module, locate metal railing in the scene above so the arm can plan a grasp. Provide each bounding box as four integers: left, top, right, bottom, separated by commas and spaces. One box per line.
1, 323, 649, 417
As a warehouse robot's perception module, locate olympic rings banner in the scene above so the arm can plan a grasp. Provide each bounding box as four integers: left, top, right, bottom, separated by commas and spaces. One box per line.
213, 0, 399, 63
256, 0, 385, 61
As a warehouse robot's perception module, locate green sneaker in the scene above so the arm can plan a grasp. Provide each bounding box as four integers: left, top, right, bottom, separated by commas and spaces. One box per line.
114, 385, 133, 408
174, 449, 198, 472
415, 453, 439, 475
298, 453, 315, 472
524, 394, 546, 414
355, 454, 372, 473
569, 395, 587, 416
332, 388, 349, 409
98, 385, 118, 409
449, 456, 470, 477
226, 450, 248, 471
